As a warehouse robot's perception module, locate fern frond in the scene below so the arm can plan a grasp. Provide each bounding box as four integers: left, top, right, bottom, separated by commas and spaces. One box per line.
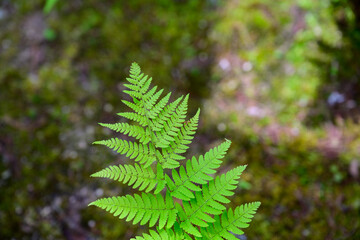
123, 87, 164, 118
93, 138, 155, 167
91, 163, 165, 194
166, 140, 231, 200
131, 223, 192, 240
117, 112, 148, 126
174, 202, 202, 238
123, 63, 164, 123
99, 122, 150, 144
200, 202, 261, 239
147, 92, 171, 119
176, 166, 246, 237
151, 95, 184, 133
90, 63, 260, 238
89, 192, 177, 229
122, 100, 146, 116
143, 87, 163, 110
170, 109, 200, 155
154, 94, 189, 149
131, 229, 176, 240
160, 109, 200, 169
201, 165, 246, 212
123, 63, 153, 99
139, 75, 152, 95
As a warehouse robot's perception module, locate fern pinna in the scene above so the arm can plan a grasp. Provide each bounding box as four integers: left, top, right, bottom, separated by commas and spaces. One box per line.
89, 63, 260, 239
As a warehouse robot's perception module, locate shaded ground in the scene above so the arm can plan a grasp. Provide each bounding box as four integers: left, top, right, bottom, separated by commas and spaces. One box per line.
203, 1, 360, 238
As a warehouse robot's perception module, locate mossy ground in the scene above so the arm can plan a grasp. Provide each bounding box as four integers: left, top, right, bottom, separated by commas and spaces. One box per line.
1, 0, 359, 239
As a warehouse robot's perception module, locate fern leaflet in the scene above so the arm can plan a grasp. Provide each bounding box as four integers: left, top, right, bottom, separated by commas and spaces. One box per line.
93, 138, 156, 167
160, 109, 200, 169
166, 140, 232, 200
89, 192, 177, 229
199, 202, 261, 239
99, 122, 150, 144
131, 223, 192, 240
176, 166, 246, 236
91, 163, 165, 194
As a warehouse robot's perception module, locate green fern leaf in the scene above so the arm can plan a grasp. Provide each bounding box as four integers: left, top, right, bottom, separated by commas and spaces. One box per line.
90, 63, 260, 238
200, 202, 261, 239
176, 166, 246, 237
124, 63, 153, 99
166, 140, 232, 200
117, 112, 148, 126
93, 138, 155, 167
89, 192, 177, 229
147, 92, 171, 119
99, 122, 151, 144
122, 100, 146, 116
143, 87, 163, 110
171, 108, 200, 154
123, 85, 163, 120
160, 109, 200, 169
131, 229, 174, 240
131, 223, 192, 240
154, 94, 189, 149
150, 95, 184, 134
90, 163, 165, 193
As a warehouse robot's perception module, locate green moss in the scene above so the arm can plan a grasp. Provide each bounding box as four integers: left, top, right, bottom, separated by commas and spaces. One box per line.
1, 0, 359, 238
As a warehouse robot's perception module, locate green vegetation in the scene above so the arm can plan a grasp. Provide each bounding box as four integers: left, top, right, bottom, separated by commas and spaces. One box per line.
89, 63, 260, 239
1, 0, 359, 239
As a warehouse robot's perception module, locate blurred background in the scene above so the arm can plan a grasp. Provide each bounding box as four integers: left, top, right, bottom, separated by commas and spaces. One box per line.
1, 0, 360, 239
